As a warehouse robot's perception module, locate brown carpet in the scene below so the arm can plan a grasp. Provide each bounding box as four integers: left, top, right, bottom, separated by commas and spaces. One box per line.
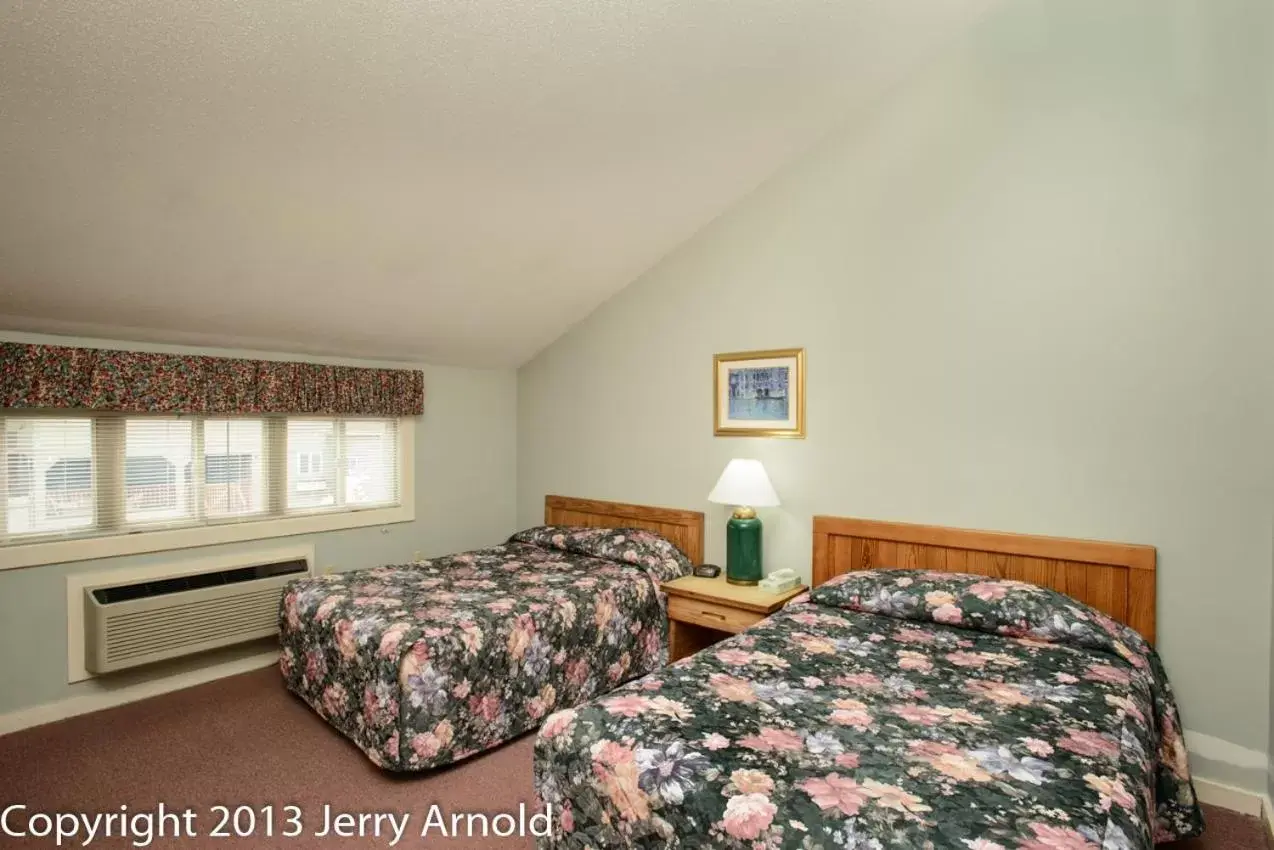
0, 667, 1266, 849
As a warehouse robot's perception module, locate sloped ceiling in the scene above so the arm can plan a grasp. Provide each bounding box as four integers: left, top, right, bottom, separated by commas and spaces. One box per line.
0, 0, 996, 367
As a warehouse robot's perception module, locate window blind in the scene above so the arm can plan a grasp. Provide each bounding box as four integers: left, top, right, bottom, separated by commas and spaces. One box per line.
3, 417, 96, 538
1, 413, 401, 546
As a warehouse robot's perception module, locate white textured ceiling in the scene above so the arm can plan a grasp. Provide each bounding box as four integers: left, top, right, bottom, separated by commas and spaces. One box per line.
0, 0, 994, 367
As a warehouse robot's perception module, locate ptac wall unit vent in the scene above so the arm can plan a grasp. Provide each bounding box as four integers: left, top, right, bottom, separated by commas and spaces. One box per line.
84, 558, 308, 674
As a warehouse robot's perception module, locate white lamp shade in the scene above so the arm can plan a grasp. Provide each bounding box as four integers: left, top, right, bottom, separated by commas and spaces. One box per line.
707, 459, 781, 508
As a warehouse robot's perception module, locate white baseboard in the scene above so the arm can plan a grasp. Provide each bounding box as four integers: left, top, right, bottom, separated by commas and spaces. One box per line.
0, 650, 277, 737
1186, 729, 1269, 768
1185, 728, 1270, 816
1195, 777, 1265, 816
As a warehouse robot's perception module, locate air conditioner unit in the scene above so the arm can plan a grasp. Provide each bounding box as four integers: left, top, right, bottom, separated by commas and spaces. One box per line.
83, 558, 309, 674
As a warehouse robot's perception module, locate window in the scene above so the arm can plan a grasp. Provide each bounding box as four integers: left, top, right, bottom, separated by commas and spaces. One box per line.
203, 419, 265, 519
288, 421, 337, 511
0, 413, 410, 566
124, 418, 192, 524
344, 419, 397, 507
4, 418, 95, 537
286, 419, 400, 512
6, 453, 33, 499
296, 452, 323, 476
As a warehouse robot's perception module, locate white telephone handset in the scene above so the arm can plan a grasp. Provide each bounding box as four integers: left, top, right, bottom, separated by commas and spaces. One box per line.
759, 569, 801, 593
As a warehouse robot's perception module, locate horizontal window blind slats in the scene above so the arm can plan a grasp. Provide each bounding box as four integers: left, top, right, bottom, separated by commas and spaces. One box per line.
203, 418, 266, 520
1, 413, 402, 547
3, 417, 96, 538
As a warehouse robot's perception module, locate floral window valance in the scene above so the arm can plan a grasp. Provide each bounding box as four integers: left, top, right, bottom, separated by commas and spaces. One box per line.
0, 342, 424, 416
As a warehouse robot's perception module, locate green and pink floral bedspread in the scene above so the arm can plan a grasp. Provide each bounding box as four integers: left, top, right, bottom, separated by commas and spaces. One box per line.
534, 570, 1203, 849
279, 526, 691, 771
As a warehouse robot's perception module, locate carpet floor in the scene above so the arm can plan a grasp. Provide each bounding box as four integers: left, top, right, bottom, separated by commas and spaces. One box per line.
0, 667, 1266, 849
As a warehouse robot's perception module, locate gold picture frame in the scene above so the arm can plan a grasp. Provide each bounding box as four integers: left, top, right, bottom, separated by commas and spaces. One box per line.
713, 348, 806, 438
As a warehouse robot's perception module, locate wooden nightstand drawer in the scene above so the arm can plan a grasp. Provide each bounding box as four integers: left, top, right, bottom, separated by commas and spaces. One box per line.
662, 573, 807, 661
667, 595, 764, 634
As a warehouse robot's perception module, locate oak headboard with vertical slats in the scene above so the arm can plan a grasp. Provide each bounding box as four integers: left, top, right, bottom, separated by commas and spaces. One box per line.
545, 495, 705, 565
812, 516, 1157, 645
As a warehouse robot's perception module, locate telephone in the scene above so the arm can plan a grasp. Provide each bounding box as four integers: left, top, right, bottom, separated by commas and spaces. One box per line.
759, 569, 801, 593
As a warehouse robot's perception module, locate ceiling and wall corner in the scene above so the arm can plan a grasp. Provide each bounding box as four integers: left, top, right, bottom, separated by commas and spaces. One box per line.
0, 0, 997, 366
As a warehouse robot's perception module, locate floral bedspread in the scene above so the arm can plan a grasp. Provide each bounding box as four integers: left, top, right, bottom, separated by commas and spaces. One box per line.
534, 570, 1203, 849
280, 526, 691, 771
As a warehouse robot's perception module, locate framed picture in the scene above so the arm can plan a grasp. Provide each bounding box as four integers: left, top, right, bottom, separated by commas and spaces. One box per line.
713, 348, 805, 438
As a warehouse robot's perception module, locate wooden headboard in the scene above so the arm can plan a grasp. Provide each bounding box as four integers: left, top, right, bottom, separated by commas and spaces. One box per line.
812, 516, 1157, 645
545, 495, 705, 565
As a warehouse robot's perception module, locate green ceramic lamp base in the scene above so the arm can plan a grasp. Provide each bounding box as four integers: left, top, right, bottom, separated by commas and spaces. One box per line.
725, 507, 763, 586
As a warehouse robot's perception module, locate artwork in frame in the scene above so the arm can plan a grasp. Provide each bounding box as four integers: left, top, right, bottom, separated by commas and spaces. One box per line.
713, 348, 805, 438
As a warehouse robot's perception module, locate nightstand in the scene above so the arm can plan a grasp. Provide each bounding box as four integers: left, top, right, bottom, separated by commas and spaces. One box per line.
661, 574, 807, 662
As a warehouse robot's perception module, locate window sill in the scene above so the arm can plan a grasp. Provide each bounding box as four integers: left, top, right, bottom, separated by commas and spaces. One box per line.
0, 503, 414, 571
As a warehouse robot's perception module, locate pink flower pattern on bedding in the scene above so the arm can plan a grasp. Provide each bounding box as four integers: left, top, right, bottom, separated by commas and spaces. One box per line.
533, 570, 1203, 849
279, 527, 691, 771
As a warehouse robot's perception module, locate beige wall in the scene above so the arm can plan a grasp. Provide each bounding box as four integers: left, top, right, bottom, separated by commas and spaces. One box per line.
519, 0, 1274, 789
0, 332, 518, 717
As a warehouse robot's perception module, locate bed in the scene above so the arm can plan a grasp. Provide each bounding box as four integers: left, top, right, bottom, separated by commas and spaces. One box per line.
279, 495, 704, 771
534, 516, 1204, 849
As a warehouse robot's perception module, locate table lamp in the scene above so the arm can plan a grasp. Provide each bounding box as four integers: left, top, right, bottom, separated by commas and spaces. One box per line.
707, 459, 781, 585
